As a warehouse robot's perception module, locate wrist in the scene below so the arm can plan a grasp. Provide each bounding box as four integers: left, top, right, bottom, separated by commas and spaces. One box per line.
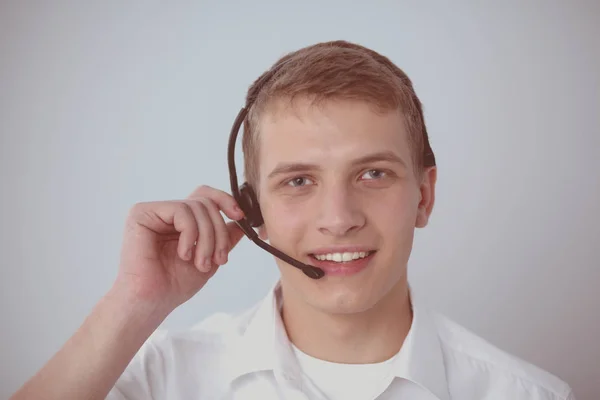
105, 281, 172, 333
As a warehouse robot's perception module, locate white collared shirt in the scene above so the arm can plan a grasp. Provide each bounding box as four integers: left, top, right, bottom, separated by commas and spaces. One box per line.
107, 283, 575, 399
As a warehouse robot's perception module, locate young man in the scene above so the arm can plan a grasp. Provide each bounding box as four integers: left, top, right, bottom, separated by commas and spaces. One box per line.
11, 40, 575, 399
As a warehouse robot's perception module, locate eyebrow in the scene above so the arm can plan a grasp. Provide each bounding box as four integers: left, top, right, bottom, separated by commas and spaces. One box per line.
267, 151, 408, 179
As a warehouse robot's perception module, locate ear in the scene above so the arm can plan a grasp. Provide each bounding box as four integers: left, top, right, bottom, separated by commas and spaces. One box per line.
415, 166, 437, 228
258, 224, 269, 241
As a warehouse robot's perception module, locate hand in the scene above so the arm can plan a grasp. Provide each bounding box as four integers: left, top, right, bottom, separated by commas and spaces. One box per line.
115, 185, 246, 312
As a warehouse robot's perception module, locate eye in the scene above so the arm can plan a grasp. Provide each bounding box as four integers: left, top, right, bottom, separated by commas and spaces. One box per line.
360, 169, 386, 180
287, 176, 314, 187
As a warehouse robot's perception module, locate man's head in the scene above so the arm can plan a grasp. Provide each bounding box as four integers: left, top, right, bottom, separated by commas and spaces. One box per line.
241, 40, 437, 315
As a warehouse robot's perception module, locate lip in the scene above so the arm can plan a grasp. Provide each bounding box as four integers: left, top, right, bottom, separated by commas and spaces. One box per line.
306, 246, 377, 277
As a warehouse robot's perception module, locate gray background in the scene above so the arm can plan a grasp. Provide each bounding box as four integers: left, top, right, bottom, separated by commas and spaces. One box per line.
1, 1, 598, 399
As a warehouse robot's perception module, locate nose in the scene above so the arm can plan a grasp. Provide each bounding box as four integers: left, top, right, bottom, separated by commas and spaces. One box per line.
316, 182, 366, 237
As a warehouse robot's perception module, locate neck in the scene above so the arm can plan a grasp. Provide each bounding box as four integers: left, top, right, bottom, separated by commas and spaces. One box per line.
280, 279, 412, 364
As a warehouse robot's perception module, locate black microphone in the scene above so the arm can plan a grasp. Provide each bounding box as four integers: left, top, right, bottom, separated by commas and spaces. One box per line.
227, 107, 325, 279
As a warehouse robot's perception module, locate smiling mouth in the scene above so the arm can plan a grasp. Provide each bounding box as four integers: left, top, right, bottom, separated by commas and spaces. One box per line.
309, 250, 376, 263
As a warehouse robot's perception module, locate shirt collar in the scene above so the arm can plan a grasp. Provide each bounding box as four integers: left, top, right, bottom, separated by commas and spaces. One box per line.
390, 289, 450, 400
225, 281, 449, 400
224, 281, 295, 380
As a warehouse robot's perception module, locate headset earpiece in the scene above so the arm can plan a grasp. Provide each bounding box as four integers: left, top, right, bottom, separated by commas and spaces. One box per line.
238, 182, 264, 227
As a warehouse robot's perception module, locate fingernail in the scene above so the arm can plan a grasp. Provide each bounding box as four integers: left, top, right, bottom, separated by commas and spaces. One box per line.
202, 258, 212, 272
220, 250, 228, 264
185, 248, 193, 260
234, 205, 244, 215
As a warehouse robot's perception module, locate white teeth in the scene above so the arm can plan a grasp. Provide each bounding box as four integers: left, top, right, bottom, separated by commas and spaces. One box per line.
313, 251, 371, 262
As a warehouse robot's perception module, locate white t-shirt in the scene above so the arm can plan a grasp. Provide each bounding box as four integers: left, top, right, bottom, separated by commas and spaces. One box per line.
291, 343, 396, 400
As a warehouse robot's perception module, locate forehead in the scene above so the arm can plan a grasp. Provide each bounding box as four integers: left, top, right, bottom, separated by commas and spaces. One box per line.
256, 98, 412, 177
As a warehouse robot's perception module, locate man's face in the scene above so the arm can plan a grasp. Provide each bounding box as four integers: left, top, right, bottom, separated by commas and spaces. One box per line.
256, 98, 435, 315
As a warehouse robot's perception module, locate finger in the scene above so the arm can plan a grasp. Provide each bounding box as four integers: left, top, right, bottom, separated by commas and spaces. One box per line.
188, 185, 245, 221
131, 202, 199, 262
195, 198, 230, 266
130, 201, 183, 234
171, 203, 200, 262
186, 200, 216, 272
227, 221, 245, 251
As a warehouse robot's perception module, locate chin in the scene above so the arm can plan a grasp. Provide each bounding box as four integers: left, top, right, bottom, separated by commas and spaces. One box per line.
310, 282, 383, 315
323, 296, 375, 315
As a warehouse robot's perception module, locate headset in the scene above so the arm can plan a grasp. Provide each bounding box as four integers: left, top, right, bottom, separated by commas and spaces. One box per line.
227, 61, 437, 280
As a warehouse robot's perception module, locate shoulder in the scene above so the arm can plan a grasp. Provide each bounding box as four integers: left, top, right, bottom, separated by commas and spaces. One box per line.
108, 303, 260, 399
431, 312, 575, 400
147, 301, 261, 365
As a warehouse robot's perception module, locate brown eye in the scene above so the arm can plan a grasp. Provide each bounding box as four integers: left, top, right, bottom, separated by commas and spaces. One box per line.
287, 177, 314, 187
361, 170, 385, 180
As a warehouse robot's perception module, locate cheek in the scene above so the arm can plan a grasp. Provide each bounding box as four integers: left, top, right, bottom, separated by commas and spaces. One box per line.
370, 192, 419, 238
262, 199, 310, 244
